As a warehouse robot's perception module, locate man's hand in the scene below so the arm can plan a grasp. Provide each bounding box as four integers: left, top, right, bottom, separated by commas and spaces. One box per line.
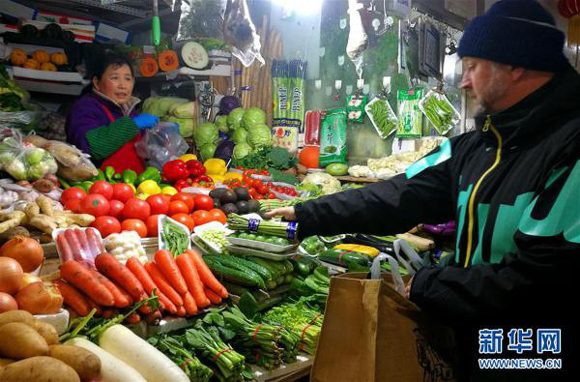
404, 276, 414, 299
264, 207, 297, 221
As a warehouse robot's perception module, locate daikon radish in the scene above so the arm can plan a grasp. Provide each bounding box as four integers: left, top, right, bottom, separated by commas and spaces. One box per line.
98, 324, 189, 382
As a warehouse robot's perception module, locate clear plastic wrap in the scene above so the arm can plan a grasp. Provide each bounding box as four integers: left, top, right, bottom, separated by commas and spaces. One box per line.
0, 110, 40, 130
366, 96, 398, 139
135, 122, 189, 170
418, 89, 460, 135
177, 0, 227, 41
222, 0, 264, 67
0, 129, 58, 181
346, 0, 368, 77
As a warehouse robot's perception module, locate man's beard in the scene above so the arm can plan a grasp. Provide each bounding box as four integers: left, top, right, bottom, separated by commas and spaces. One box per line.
472, 65, 511, 116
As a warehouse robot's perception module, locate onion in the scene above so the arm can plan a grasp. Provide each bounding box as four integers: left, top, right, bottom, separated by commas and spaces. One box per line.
20, 273, 42, 290
0, 236, 44, 272
0, 292, 18, 313
0, 257, 23, 295
15, 281, 63, 315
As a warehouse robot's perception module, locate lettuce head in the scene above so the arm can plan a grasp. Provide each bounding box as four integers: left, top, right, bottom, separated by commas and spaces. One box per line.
232, 128, 249, 144
248, 124, 272, 148
227, 108, 245, 129
233, 143, 252, 159
194, 123, 218, 147
242, 107, 266, 129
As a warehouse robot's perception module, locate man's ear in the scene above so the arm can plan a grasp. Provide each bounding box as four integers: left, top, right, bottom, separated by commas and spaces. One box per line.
511, 67, 526, 81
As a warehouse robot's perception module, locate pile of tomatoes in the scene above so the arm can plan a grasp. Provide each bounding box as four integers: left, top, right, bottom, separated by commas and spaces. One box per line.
224, 171, 299, 199
60, 180, 226, 239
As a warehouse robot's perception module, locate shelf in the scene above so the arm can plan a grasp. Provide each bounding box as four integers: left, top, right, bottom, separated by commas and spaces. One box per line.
334, 176, 381, 183
136, 65, 231, 82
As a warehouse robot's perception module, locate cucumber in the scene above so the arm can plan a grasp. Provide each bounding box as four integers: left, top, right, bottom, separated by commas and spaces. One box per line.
319, 248, 370, 267
249, 257, 283, 279
292, 258, 313, 277
203, 257, 263, 288
206, 256, 266, 289
276, 276, 284, 285
284, 274, 294, 284
207, 255, 273, 283
282, 260, 294, 274
265, 280, 277, 290
221, 281, 251, 296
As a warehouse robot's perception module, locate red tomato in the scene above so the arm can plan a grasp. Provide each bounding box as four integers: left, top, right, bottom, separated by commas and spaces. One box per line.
111, 183, 134, 203
81, 194, 110, 217
171, 192, 195, 213
168, 200, 189, 215
123, 198, 151, 220
91, 216, 121, 238
209, 208, 227, 224
64, 199, 83, 213
146, 214, 161, 237
121, 219, 148, 238
60, 187, 86, 205
254, 194, 264, 200
171, 213, 195, 232
247, 187, 258, 199
267, 192, 276, 199
191, 210, 212, 226
193, 195, 214, 211
258, 185, 269, 195
146, 195, 169, 215
89, 180, 114, 200
161, 194, 172, 204
108, 200, 124, 219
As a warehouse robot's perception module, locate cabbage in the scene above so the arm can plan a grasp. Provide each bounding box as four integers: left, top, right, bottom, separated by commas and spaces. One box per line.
214, 140, 235, 162
215, 115, 229, 133
143, 97, 188, 117
24, 148, 46, 166
199, 143, 217, 161
219, 96, 241, 115
248, 124, 272, 148
170, 101, 196, 118
166, 116, 194, 138
233, 143, 252, 159
5, 160, 27, 180
242, 107, 266, 129
194, 123, 218, 147
227, 108, 245, 129
232, 128, 249, 144
301, 172, 342, 194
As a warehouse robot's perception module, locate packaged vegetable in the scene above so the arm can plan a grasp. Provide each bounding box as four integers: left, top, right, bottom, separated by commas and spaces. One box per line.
135, 122, 189, 170
42, 140, 98, 181
397, 88, 424, 138
104, 231, 148, 264
319, 108, 347, 167
0, 130, 58, 181
346, 93, 367, 124
418, 89, 460, 135
366, 96, 398, 139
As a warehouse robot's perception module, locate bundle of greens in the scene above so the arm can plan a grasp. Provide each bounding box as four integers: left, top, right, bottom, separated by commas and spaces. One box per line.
148, 335, 213, 382
227, 213, 298, 239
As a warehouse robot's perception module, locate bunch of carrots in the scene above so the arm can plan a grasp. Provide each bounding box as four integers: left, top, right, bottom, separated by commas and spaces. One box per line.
55, 249, 228, 325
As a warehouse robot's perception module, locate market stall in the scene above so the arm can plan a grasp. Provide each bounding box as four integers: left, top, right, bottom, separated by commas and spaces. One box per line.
0, 0, 495, 381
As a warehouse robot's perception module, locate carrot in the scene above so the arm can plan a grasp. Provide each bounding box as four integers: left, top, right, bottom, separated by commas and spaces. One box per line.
181, 291, 198, 316
175, 305, 186, 317
185, 249, 228, 298
144, 310, 162, 324
90, 270, 131, 308
86, 298, 103, 316
126, 258, 177, 314
60, 260, 115, 306
144, 262, 184, 307
102, 308, 118, 319
125, 312, 141, 324
204, 287, 223, 305
136, 293, 154, 315
176, 253, 211, 308
154, 250, 188, 295
95, 253, 144, 299
53, 279, 91, 316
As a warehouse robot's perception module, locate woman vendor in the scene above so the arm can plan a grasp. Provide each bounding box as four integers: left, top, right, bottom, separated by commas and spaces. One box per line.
65, 52, 158, 173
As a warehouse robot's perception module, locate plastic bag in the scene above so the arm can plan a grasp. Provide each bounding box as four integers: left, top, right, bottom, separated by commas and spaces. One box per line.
0, 128, 58, 181
366, 96, 398, 139
418, 89, 460, 135
177, 0, 227, 41
346, 93, 367, 124
0, 110, 40, 130
135, 122, 189, 170
223, 0, 264, 67
319, 108, 348, 167
346, 0, 368, 77
397, 88, 424, 138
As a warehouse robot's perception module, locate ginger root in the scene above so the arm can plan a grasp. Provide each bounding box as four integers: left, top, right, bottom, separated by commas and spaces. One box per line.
0, 211, 28, 234
29, 214, 58, 234
36, 196, 55, 218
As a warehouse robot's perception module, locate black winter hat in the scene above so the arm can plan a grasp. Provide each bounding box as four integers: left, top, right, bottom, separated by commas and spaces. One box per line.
458, 0, 568, 72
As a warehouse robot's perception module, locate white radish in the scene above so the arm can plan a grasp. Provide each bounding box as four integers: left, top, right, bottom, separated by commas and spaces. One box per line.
98, 324, 189, 382
66, 337, 146, 382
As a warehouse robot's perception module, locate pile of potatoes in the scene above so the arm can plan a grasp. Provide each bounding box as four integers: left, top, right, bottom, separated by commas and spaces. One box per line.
0, 310, 100, 382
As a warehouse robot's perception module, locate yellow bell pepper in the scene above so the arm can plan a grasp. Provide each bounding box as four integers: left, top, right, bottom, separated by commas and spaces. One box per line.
161, 186, 178, 195
137, 180, 161, 195
204, 158, 227, 176
128, 184, 137, 194
224, 172, 243, 181
179, 154, 198, 162
333, 244, 380, 258
209, 174, 225, 184
136, 193, 150, 200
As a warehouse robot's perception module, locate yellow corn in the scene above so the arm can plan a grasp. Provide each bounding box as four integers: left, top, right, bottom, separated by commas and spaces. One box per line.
333, 244, 380, 258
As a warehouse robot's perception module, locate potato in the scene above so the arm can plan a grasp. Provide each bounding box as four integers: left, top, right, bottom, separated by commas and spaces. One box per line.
49, 345, 101, 381
0, 357, 15, 367
31, 321, 59, 345
0, 356, 80, 382
0, 322, 48, 359
0, 310, 34, 327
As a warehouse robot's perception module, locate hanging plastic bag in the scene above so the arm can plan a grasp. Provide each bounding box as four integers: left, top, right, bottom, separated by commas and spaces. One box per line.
223, 0, 264, 67
0, 128, 58, 181
397, 88, 424, 138
418, 88, 460, 136
177, 0, 227, 41
366, 96, 398, 139
346, 0, 368, 77
135, 122, 189, 170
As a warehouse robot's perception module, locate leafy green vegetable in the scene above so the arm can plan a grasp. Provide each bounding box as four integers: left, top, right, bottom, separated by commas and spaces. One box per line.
227, 107, 245, 129
194, 123, 218, 147
199, 143, 217, 161
233, 142, 252, 159
232, 128, 249, 144
242, 107, 266, 129
247, 124, 272, 148
269, 168, 297, 185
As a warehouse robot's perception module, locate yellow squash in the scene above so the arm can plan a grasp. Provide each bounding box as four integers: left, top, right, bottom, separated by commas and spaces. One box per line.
333, 244, 380, 258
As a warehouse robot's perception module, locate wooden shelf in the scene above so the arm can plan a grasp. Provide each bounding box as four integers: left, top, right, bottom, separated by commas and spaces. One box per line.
334, 176, 381, 183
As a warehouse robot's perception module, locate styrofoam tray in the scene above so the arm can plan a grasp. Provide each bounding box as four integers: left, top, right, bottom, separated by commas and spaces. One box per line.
193, 221, 233, 253
191, 234, 211, 255
158, 215, 192, 251
365, 96, 398, 139
226, 236, 298, 253
226, 245, 296, 261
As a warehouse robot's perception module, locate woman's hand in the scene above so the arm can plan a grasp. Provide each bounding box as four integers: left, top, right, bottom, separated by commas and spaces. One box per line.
133, 113, 159, 130
264, 207, 297, 221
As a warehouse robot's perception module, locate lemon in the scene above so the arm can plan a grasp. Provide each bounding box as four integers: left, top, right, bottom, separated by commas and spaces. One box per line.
136, 193, 150, 200
162, 186, 178, 195
138, 180, 161, 195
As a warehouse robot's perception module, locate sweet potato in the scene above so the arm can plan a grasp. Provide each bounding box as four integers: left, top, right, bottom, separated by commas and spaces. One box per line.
0, 322, 48, 359
0, 310, 34, 327
30, 321, 59, 345
0, 356, 80, 382
49, 345, 101, 381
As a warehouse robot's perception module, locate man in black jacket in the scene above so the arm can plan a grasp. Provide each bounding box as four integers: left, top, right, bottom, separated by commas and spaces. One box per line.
268, 1, 579, 380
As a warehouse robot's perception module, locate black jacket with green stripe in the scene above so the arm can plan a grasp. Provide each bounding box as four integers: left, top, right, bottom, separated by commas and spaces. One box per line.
295, 65, 580, 326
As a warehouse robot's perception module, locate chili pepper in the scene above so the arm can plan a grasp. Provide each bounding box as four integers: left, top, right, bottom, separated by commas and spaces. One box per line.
193, 174, 212, 184
136, 166, 162, 184
80, 181, 94, 194
57, 175, 71, 189
104, 166, 116, 182
93, 169, 106, 182
163, 160, 189, 182
122, 169, 138, 185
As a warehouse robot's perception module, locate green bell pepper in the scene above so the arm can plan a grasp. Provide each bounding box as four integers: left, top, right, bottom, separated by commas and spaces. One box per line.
113, 173, 122, 181
136, 166, 161, 184
79, 181, 94, 193
122, 169, 138, 185
93, 169, 106, 182
104, 166, 116, 182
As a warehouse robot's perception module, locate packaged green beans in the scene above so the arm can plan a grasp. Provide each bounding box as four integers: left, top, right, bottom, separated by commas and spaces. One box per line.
366, 96, 398, 139
319, 108, 347, 167
419, 89, 460, 135
397, 88, 424, 138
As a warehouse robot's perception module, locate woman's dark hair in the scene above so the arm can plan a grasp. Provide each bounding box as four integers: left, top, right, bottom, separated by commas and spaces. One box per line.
92, 52, 134, 80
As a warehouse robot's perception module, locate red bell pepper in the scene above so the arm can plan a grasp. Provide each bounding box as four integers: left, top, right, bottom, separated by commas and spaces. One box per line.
163, 160, 189, 182
174, 179, 189, 191
186, 160, 206, 178
193, 175, 212, 184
